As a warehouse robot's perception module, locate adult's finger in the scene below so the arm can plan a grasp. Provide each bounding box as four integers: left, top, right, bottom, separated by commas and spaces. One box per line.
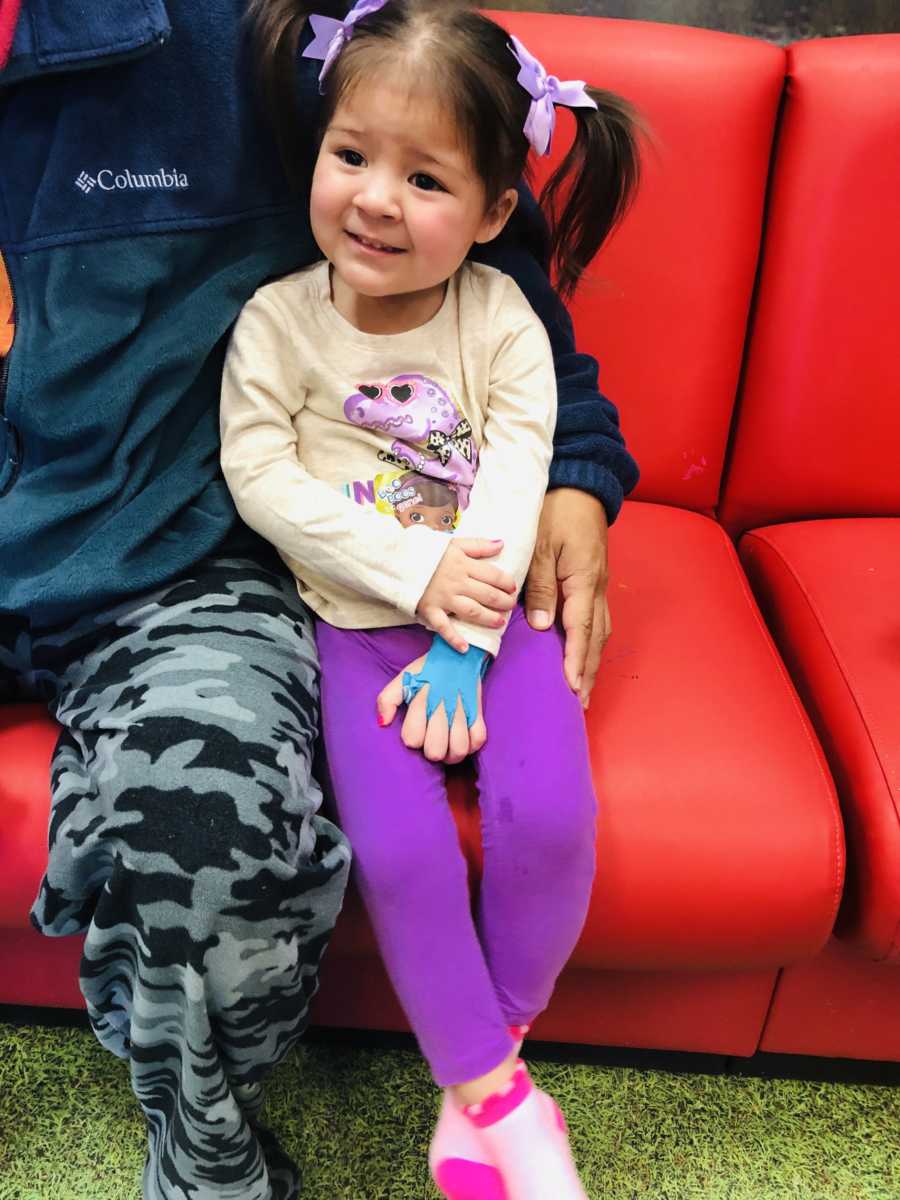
376, 671, 405, 728
401, 684, 429, 749
559, 568, 598, 694
524, 535, 558, 631
579, 593, 611, 709
444, 698, 470, 765
422, 701, 451, 762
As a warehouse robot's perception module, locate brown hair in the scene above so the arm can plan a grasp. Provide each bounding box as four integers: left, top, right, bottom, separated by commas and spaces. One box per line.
249, 0, 642, 297
394, 471, 457, 509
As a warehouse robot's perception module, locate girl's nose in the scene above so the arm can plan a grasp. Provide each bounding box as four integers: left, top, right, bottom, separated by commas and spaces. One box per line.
354, 172, 402, 220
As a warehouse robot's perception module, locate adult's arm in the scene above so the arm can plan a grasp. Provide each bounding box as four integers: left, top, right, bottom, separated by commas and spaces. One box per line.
472, 184, 640, 523
472, 186, 640, 705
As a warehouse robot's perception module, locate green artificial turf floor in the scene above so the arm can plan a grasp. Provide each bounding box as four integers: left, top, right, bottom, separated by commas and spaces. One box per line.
0, 1022, 897, 1200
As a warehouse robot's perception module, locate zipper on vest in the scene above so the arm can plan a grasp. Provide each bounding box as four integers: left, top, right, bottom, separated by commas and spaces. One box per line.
0, 249, 21, 498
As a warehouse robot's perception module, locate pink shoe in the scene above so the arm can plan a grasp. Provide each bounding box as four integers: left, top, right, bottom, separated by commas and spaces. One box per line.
429, 1092, 509, 1200
464, 1065, 588, 1200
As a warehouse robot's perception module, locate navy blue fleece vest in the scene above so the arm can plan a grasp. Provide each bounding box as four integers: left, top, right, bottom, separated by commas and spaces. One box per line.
0, 0, 637, 627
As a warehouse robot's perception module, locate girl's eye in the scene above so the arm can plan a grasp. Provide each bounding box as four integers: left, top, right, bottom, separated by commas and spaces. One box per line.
337, 149, 365, 167
441, 515, 453, 527
411, 173, 446, 193
409, 511, 424, 523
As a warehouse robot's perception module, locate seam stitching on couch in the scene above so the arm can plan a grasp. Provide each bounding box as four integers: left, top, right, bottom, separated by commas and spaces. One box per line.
747, 530, 900, 830
725, 528, 845, 934
745, 530, 900, 940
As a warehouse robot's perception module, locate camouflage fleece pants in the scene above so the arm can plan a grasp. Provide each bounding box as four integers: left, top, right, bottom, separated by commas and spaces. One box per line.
1, 556, 351, 1200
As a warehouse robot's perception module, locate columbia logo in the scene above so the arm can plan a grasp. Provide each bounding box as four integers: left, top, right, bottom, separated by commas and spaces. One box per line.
74, 167, 190, 195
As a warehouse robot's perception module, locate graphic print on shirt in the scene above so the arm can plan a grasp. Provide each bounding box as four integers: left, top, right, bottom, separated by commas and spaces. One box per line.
375, 469, 459, 531
343, 373, 477, 530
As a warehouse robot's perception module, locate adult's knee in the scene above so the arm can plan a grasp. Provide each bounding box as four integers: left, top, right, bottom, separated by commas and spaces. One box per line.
76, 755, 348, 952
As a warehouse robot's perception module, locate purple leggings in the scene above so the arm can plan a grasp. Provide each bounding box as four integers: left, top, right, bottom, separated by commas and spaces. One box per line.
316, 608, 597, 1087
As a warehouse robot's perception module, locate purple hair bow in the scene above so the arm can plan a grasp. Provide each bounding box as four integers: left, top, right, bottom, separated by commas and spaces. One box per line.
509, 35, 598, 157
302, 0, 390, 91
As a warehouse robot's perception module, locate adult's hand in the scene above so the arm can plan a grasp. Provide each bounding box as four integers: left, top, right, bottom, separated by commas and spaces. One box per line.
524, 488, 611, 709
376, 654, 487, 765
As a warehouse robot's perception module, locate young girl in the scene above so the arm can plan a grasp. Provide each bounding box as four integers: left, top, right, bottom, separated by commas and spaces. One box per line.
222, 2, 640, 1195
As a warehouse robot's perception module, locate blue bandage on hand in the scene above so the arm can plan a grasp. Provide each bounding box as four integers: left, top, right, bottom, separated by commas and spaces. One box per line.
402, 636, 489, 728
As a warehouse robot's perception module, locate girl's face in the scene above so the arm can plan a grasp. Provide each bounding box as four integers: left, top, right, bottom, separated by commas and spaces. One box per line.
395, 501, 457, 532
311, 72, 517, 324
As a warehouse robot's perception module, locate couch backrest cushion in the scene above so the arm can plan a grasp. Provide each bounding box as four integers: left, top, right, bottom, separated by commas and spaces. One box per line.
488, 11, 785, 510
719, 36, 900, 535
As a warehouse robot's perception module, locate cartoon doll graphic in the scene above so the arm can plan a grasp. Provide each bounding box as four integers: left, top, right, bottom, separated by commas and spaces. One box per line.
377, 471, 459, 532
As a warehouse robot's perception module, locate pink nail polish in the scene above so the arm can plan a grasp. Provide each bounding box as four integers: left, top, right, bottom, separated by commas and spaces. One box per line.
377, 713, 386, 727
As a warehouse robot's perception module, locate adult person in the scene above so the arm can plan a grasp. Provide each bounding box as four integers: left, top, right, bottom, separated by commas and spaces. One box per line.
0, 2, 638, 1197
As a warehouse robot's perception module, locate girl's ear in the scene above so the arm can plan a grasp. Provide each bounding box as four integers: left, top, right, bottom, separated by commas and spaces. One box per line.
474, 187, 519, 245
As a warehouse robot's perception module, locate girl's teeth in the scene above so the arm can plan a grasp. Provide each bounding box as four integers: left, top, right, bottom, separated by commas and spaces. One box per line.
357, 235, 398, 252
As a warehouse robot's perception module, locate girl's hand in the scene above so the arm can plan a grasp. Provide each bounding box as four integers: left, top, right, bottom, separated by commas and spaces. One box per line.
377, 654, 488, 765
416, 538, 517, 653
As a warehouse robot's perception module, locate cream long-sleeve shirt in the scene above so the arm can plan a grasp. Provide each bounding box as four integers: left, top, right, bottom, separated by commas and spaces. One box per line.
220, 260, 555, 656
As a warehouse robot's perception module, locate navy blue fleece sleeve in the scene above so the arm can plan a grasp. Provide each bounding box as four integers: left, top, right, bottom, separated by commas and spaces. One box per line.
471, 185, 639, 524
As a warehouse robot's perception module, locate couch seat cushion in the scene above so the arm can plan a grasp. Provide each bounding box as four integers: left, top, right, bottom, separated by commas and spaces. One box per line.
566, 500, 841, 969
2, 503, 844, 976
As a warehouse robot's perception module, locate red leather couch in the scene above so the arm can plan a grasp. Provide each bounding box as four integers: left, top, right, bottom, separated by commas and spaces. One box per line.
2, 14, 898, 1063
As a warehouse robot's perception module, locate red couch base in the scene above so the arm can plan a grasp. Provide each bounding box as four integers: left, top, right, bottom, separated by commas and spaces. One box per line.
1, 925, 777, 1058
312, 956, 777, 1057
11, 930, 900, 1064
0, 927, 84, 1009
760, 937, 900, 1062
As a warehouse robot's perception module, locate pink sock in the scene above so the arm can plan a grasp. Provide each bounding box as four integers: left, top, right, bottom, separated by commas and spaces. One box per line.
508, 1024, 530, 1051
462, 1064, 588, 1200
429, 1091, 508, 1200
429, 1029, 530, 1198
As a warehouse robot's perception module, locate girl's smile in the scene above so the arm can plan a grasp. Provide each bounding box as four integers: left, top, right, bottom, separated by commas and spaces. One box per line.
346, 231, 406, 255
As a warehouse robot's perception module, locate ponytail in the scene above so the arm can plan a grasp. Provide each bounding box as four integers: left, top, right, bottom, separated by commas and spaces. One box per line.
247, 0, 346, 192
540, 90, 643, 300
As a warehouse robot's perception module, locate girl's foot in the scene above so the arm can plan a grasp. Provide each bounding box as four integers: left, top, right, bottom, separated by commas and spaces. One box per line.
463, 1063, 588, 1200
429, 1091, 508, 1200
